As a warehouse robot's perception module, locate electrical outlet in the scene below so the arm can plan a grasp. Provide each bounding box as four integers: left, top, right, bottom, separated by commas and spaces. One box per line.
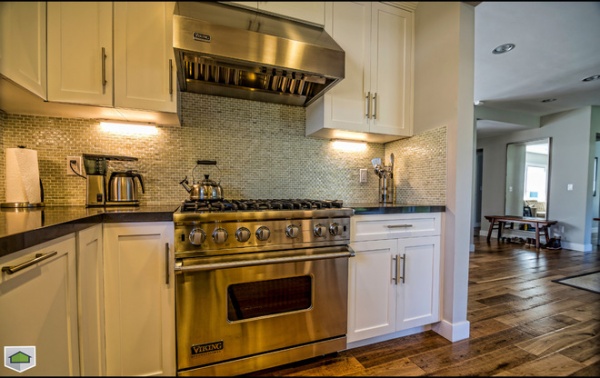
67, 156, 83, 176
359, 169, 367, 183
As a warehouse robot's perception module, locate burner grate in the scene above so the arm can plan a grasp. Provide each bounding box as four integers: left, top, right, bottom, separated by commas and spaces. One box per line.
179, 199, 344, 212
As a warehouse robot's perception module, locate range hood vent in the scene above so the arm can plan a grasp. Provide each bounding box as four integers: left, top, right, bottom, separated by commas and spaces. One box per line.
173, 2, 345, 107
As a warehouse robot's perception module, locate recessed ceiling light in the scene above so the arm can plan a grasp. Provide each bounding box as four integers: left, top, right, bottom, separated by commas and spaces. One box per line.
582, 74, 600, 82
492, 43, 515, 54
541, 98, 557, 103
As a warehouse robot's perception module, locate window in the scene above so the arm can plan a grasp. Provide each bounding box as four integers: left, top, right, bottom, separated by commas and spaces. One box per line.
524, 165, 546, 202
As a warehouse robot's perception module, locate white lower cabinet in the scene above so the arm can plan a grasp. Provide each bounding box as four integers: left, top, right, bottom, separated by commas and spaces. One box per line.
0, 234, 80, 376
103, 222, 175, 376
348, 213, 441, 345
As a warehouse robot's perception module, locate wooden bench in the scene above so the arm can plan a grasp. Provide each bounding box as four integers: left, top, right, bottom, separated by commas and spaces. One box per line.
484, 215, 558, 249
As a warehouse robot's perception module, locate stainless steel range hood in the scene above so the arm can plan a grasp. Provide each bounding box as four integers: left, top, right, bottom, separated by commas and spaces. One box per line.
173, 2, 345, 107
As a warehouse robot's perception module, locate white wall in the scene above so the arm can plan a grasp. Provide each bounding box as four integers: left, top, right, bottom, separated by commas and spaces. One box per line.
477, 106, 597, 251
413, 1, 474, 342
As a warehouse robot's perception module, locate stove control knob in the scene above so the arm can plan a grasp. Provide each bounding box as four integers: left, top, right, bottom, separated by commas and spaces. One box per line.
212, 228, 228, 244
189, 228, 206, 245
329, 223, 345, 236
235, 227, 251, 242
255, 226, 270, 241
286, 224, 300, 239
314, 224, 327, 237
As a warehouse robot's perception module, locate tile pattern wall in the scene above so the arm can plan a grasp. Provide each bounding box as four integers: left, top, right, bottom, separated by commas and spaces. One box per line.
0, 93, 446, 207
386, 126, 447, 205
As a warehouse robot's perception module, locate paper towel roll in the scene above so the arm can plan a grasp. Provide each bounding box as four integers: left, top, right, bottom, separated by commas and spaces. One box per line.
5, 147, 42, 205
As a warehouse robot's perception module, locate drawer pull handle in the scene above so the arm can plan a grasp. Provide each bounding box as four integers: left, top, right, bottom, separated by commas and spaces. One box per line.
2, 251, 58, 275
387, 224, 413, 229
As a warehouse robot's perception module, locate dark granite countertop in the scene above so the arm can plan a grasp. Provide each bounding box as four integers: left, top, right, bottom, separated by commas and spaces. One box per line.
0, 203, 444, 258
0, 205, 180, 258
347, 203, 446, 215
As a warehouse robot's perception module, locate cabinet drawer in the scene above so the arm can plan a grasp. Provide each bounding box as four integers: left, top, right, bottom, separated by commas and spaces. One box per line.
352, 213, 441, 242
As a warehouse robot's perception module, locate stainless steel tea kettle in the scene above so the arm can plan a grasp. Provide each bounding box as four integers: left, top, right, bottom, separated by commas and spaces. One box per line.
180, 160, 224, 201
108, 170, 145, 202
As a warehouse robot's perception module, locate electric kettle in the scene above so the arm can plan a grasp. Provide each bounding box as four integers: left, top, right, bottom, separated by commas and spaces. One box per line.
108, 170, 145, 202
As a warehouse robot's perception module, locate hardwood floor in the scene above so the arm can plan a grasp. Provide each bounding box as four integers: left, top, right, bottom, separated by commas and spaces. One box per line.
249, 236, 600, 376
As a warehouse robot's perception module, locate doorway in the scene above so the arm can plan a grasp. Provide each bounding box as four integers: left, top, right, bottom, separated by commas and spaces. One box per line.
474, 148, 483, 236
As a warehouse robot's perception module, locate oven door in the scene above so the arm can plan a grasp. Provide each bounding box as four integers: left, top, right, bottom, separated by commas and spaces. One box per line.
174, 246, 352, 373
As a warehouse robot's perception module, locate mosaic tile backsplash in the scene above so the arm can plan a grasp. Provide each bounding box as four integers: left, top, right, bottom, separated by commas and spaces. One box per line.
0, 92, 446, 207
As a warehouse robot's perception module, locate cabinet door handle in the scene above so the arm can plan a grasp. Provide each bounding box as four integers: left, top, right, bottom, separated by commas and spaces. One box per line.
2, 251, 58, 275
165, 243, 170, 285
169, 59, 173, 95
101, 47, 108, 90
387, 224, 413, 229
365, 92, 371, 119
391, 254, 398, 283
399, 253, 406, 284
372, 92, 377, 119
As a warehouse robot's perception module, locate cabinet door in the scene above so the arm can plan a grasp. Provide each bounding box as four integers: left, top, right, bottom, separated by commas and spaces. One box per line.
320, 1, 371, 134
347, 239, 397, 343
258, 2, 325, 26
395, 236, 440, 330
103, 222, 175, 376
0, 234, 79, 376
77, 224, 105, 376
114, 2, 177, 113
0, 2, 47, 99
47, 2, 113, 106
369, 2, 413, 137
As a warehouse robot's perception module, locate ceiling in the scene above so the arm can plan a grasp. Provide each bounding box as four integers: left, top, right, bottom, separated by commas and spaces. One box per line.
473, 2, 600, 138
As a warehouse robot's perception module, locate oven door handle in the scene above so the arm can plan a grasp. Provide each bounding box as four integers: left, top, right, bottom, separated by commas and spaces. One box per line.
175, 247, 355, 272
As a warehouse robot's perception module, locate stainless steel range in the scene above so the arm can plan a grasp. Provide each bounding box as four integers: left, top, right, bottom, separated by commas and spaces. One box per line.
173, 199, 354, 376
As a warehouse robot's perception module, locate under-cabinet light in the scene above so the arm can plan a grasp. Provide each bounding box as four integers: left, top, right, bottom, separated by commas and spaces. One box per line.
99, 120, 158, 136
331, 139, 367, 152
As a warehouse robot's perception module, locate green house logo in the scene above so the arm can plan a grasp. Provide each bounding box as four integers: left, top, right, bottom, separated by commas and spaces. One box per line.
4, 346, 36, 373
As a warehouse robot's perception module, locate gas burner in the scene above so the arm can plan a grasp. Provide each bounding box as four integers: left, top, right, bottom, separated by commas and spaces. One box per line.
179, 199, 344, 213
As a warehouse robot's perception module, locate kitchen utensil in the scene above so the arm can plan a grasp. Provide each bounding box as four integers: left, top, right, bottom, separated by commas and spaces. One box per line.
373, 153, 394, 204
180, 160, 224, 201
108, 170, 145, 202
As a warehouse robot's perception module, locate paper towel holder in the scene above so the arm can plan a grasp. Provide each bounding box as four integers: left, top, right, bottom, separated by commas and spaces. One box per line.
1, 179, 44, 208
2, 146, 45, 208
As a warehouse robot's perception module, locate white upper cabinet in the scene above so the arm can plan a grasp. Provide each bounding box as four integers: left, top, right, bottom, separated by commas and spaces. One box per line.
0, 2, 47, 99
114, 2, 177, 113
225, 1, 325, 26
47, 2, 178, 117
47, 2, 113, 106
306, 2, 414, 143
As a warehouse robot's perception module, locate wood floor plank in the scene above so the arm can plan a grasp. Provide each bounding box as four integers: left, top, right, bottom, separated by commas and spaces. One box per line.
493, 353, 586, 376
347, 331, 449, 369
495, 298, 586, 326
569, 359, 600, 376
514, 313, 581, 337
469, 318, 512, 339
353, 357, 426, 377
423, 345, 536, 376
515, 319, 600, 357
407, 328, 535, 374
558, 334, 600, 365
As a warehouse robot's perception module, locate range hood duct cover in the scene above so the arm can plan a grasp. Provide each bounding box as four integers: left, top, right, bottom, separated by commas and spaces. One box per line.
173, 2, 345, 107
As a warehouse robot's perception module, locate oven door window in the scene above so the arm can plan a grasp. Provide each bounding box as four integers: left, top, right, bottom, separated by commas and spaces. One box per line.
227, 275, 312, 321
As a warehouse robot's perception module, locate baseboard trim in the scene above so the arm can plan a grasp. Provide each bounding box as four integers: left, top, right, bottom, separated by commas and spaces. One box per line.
432, 319, 470, 342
